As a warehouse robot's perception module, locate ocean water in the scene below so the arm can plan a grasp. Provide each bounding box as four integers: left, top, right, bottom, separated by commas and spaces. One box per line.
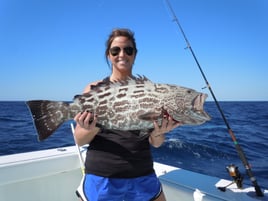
0, 101, 267, 189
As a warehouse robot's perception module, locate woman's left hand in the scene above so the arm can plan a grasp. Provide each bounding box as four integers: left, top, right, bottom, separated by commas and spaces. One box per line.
149, 115, 181, 147
151, 115, 181, 137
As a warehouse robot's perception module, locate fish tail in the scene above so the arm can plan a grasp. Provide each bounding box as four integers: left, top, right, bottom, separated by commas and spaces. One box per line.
26, 100, 70, 141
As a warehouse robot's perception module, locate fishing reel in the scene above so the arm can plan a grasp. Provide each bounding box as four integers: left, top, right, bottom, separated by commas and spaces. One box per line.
226, 164, 243, 188
218, 164, 243, 192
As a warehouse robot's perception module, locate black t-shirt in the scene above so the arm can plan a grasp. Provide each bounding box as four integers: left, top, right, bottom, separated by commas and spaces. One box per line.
85, 128, 154, 178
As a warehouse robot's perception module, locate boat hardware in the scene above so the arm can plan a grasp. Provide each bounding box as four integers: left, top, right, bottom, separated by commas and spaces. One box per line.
218, 181, 235, 192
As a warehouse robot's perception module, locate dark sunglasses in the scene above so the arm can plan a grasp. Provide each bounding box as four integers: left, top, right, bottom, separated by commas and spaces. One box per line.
109, 46, 135, 56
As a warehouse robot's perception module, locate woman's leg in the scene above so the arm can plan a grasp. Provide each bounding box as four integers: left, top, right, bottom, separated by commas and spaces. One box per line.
154, 191, 166, 201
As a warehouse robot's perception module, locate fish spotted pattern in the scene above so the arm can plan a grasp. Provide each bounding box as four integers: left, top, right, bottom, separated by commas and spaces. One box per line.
26, 76, 211, 141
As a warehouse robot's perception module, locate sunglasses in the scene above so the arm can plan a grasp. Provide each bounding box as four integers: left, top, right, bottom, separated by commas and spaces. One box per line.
109, 46, 135, 56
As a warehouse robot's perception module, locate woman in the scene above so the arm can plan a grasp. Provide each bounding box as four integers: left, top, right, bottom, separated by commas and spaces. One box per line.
74, 28, 180, 201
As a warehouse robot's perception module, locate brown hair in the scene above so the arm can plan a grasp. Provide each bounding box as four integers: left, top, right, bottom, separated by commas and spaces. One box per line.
105, 28, 138, 66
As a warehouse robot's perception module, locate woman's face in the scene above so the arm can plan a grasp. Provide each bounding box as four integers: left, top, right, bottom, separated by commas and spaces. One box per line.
108, 36, 136, 76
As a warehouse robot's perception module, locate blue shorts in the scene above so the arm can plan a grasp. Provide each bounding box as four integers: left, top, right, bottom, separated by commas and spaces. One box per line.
76, 173, 162, 201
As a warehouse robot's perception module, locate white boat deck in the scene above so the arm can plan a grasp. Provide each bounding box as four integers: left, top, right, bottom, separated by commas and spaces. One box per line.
0, 146, 267, 201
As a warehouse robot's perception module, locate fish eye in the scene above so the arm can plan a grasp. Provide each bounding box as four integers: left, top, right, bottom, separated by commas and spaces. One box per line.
187, 90, 192, 94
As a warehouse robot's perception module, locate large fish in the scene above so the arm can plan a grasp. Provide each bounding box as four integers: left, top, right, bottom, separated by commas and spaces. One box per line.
26, 76, 211, 141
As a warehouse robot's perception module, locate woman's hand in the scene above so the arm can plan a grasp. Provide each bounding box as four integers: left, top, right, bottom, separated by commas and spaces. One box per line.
74, 111, 98, 131
149, 115, 181, 148
74, 111, 100, 146
151, 115, 181, 137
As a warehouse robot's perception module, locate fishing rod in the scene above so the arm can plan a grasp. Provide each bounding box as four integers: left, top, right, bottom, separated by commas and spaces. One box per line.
164, 0, 264, 197
71, 123, 85, 174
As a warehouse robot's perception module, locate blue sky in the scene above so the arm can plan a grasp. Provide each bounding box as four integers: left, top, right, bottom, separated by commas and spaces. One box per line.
0, 0, 267, 101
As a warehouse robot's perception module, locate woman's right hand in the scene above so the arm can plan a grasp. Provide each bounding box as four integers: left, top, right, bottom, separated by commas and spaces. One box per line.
74, 111, 99, 146
74, 111, 98, 131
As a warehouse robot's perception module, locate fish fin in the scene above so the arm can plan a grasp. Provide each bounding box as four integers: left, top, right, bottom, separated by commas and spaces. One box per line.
26, 100, 70, 141
73, 94, 81, 100
138, 112, 161, 121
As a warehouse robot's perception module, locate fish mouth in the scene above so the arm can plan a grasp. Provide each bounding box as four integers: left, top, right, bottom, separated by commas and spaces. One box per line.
193, 93, 207, 111
192, 93, 211, 121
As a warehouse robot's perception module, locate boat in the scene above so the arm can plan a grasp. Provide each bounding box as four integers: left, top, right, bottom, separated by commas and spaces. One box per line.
1, 145, 267, 201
